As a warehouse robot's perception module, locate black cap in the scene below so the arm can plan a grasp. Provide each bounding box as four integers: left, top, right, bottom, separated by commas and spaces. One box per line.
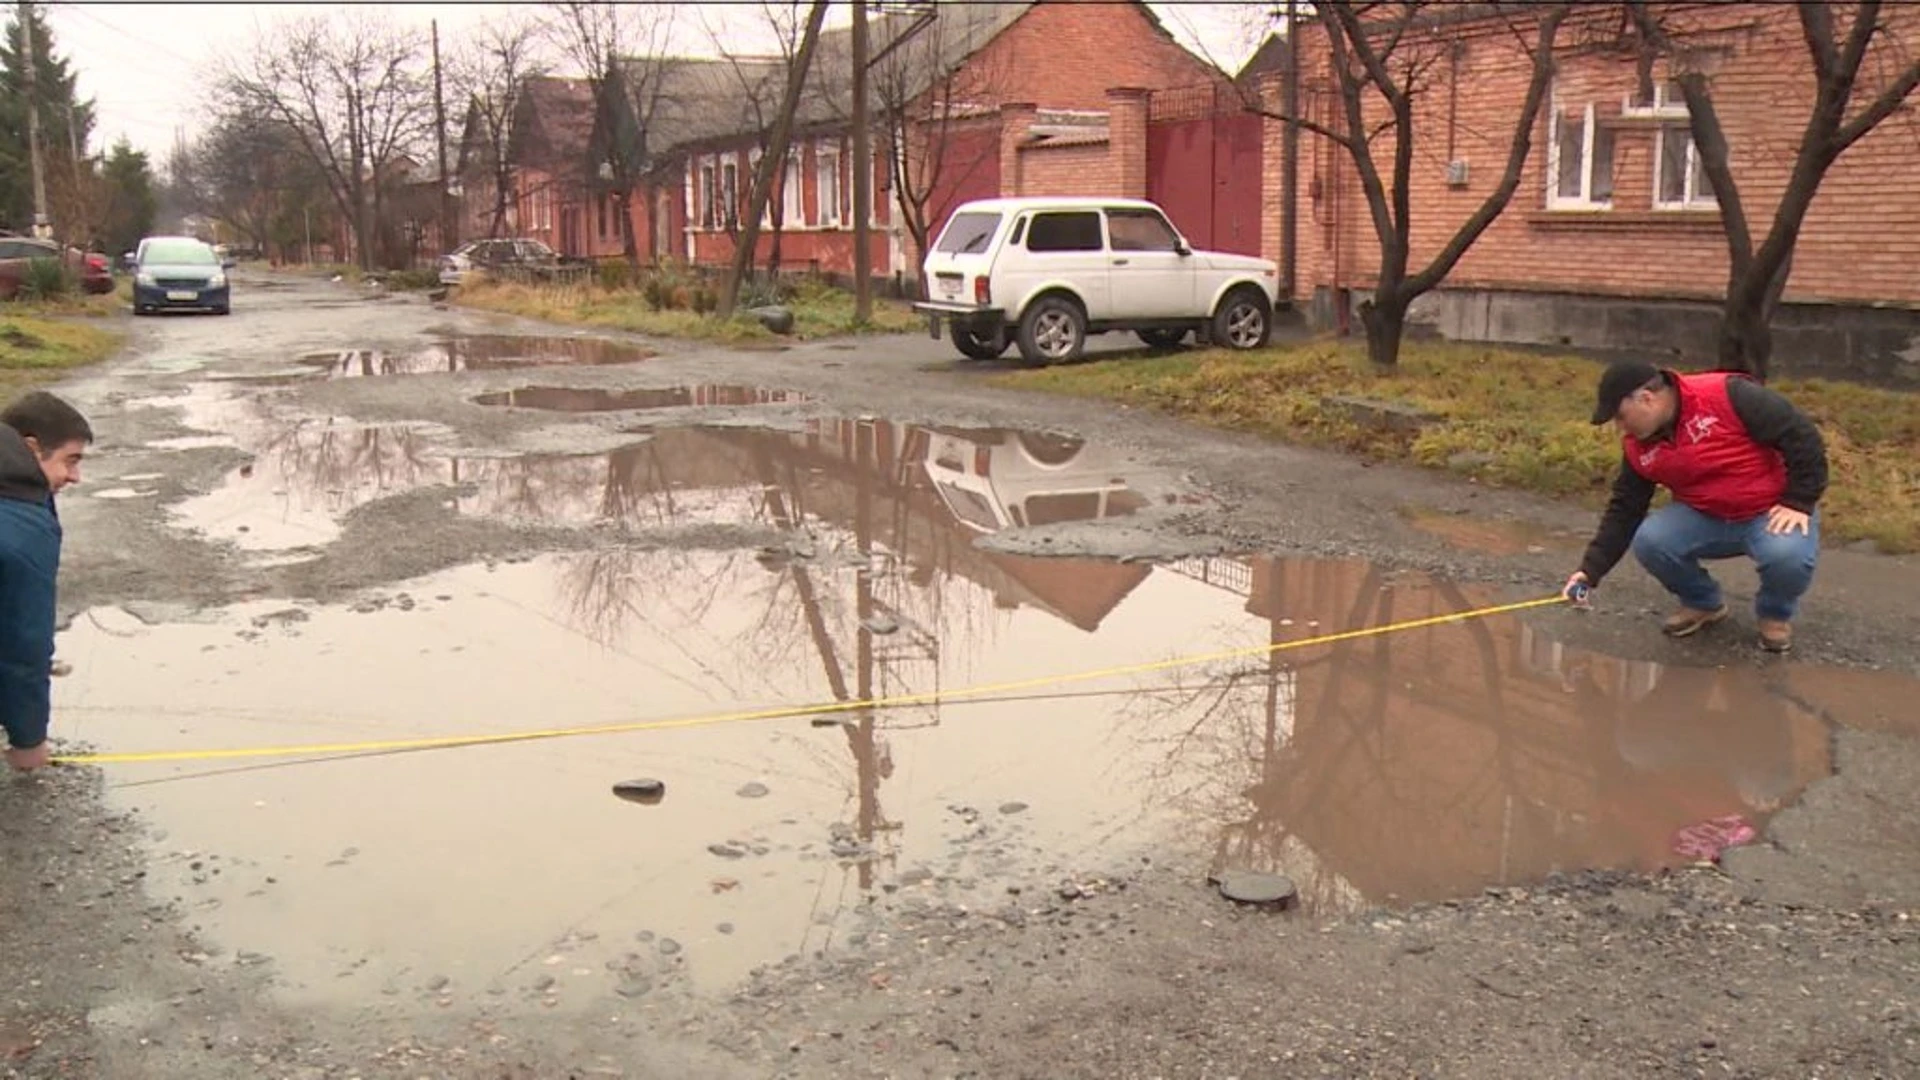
1590, 359, 1662, 425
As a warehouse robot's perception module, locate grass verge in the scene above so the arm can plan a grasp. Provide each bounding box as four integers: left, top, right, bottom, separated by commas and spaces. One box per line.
997, 340, 1920, 553
453, 277, 922, 343
0, 314, 122, 399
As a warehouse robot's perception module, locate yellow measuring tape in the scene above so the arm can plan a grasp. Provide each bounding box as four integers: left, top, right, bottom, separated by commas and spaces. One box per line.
53, 593, 1567, 767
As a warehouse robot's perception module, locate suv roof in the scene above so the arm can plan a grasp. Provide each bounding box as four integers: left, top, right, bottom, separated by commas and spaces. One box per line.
950, 196, 1164, 213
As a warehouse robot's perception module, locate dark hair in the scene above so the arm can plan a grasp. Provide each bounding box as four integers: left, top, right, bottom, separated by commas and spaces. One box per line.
2, 391, 92, 450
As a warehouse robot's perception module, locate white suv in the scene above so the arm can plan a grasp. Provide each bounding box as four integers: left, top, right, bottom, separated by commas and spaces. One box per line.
912, 197, 1281, 366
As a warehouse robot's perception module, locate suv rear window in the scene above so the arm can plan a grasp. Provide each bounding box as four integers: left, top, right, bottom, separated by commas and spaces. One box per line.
936, 212, 1002, 255
1026, 211, 1103, 253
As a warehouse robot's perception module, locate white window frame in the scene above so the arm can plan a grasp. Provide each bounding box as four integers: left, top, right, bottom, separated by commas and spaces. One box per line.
698, 160, 717, 231
749, 149, 770, 227
1653, 124, 1716, 210
781, 153, 804, 228
816, 140, 842, 229
1545, 92, 1612, 210
720, 158, 739, 230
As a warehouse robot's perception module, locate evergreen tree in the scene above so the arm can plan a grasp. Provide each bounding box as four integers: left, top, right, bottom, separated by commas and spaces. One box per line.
0, 4, 96, 232
101, 139, 155, 255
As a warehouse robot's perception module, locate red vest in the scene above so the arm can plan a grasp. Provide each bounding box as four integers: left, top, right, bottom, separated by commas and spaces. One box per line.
1623, 372, 1786, 521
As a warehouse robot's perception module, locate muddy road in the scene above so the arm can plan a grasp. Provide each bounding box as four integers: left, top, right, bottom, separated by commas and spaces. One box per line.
6, 269, 1920, 1078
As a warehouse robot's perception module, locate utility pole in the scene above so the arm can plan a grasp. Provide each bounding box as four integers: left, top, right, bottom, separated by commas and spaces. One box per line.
850, 0, 873, 322
431, 18, 455, 252
1280, 0, 1299, 303
20, 0, 50, 239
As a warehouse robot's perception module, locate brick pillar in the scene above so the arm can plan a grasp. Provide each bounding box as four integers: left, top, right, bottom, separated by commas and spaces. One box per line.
1106, 87, 1150, 199
999, 102, 1038, 197
1258, 72, 1289, 292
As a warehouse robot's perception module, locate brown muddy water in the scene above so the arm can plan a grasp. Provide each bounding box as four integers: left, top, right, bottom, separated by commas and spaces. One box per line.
53, 551, 1915, 1013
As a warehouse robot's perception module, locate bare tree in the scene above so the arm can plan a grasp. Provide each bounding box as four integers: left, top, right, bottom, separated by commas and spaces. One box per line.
1627, 2, 1920, 382
1254, 3, 1569, 367
869, 17, 1013, 294
703, 3, 811, 280
450, 12, 550, 239
718, 0, 833, 318
549, 1, 679, 272
222, 11, 430, 270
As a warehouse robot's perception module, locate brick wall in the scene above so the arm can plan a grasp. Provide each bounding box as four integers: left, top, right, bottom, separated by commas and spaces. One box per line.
1287, 4, 1920, 309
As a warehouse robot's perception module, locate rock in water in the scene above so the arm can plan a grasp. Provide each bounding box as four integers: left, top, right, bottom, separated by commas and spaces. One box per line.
612, 779, 666, 804
1215, 870, 1297, 906
736, 782, 771, 799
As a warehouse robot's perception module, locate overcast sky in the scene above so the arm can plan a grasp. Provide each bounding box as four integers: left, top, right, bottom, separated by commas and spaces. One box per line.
43, 2, 1271, 163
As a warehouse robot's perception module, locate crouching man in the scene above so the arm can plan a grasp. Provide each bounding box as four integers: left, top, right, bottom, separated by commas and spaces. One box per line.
1563, 360, 1828, 654
0, 392, 90, 770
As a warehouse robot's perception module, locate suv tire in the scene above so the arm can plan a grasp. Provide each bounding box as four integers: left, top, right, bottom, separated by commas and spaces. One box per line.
1016, 295, 1087, 367
951, 323, 1010, 361
1212, 287, 1272, 351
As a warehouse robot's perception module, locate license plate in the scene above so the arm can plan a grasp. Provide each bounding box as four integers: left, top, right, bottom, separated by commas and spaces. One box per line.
166, 290, 196, 301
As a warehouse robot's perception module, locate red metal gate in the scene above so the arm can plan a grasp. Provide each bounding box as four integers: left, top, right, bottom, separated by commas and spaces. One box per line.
1147, 86, 1264, 258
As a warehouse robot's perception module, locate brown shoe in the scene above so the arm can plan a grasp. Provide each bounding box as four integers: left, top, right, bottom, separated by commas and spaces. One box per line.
1758, 619, 1793, 653
1662, 604, 1729, 638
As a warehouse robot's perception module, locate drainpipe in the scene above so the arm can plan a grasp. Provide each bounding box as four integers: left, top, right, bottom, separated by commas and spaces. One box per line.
1281, 0, 1299, 304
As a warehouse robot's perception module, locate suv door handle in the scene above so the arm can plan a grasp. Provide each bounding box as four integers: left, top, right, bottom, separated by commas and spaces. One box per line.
1111, 258, 1130, 266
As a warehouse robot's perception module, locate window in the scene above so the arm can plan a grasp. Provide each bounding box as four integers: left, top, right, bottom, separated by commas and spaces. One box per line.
1546, 99, 1613, 209
816, 143, 841, 227
597, 195, 609, 238
720, 160, 739, 230
699, 163, 716, 230
1656, 126, 1715, 209
1106, 208, 1181, 252
1025, 211, 1104, 253
749, 150, 769, 227
781, 154, 804, 227
934, 211, 1001, 254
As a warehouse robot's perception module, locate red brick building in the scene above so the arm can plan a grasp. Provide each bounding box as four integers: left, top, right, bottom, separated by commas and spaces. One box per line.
1271, 3, 1920, 383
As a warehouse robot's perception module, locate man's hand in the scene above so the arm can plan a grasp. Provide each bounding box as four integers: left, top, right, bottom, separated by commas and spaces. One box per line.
1562, 571, 1592, 609
6, 743, 50, 772
1766, 505, 1812, 535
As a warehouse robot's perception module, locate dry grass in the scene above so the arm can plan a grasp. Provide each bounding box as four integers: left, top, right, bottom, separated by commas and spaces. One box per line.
452, 276, 922, 343
0, 315, 122, 399
999, 340, 1920, 553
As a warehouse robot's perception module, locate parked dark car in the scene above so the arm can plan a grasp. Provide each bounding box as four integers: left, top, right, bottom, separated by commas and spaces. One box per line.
132, 236, 232, 316
0, 236, 113, 298
439, 237, 562, 285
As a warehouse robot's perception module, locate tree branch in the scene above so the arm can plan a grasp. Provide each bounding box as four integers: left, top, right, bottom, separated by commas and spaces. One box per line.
1835, 59, 1920, 152
1406, 5, 1568, 296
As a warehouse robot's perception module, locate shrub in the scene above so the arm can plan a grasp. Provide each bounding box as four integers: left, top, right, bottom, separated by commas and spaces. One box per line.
19, 258, 70, 302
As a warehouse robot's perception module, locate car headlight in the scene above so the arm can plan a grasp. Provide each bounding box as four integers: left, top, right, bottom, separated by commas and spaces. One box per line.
207, 272, 227, 288
136, 272, 155, 287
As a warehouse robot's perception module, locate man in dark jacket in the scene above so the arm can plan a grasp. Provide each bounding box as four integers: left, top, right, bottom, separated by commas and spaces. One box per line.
1563, 360, 1827, 654
0, 391, 90, 771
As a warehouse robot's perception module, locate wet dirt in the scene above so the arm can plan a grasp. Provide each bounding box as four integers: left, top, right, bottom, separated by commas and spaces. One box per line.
300, 335, 654, 378
54, 551, 1918, 1014
471, 384, 810, 412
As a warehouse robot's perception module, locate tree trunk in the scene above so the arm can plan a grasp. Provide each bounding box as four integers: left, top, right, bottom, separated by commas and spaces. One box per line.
617, 188, 641, 273
1359, 292, 1407, 369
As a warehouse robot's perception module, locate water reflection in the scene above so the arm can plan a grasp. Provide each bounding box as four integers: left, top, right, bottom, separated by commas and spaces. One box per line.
301, 335, 653, 377
472, 385, 808, 411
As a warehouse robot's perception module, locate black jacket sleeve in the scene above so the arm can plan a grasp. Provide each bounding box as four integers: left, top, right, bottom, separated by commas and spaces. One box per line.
1727, 378, 1828, 512
1578, 455, 1656, 585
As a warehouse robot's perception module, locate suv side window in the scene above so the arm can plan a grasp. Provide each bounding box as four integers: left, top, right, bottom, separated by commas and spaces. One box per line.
1107, 209, 1182, 252
1025, 211, 1103, 253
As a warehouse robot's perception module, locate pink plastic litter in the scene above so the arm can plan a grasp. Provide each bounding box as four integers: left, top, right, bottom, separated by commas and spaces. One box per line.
1672, 815, 1758, 862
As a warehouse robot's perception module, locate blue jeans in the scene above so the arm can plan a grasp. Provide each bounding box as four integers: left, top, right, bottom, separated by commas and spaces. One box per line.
1630, 503, 1819, 621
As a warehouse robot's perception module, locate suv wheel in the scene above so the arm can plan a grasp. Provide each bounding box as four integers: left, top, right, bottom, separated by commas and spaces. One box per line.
951, 323, 1010, 361
1137, 328, 1188, 351
1017, 296, 1086, 367
1212, 288, 1271, 351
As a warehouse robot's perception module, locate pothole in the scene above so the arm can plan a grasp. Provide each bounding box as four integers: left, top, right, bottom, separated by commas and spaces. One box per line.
299, 335, 653, 377
471, 385, 809, 412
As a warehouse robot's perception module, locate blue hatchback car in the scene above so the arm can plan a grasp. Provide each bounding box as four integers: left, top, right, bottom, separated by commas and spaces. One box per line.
132, 237, 232, 316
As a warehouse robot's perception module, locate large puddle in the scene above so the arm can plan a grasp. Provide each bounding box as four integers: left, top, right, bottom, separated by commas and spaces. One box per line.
300, 335, 653, 377
471, 384, 809, 412
55, 552, 1915, 1011
167, 417, 1181, 552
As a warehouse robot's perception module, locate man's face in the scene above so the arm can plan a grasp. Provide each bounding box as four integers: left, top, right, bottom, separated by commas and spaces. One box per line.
25, 437, 86, 493
1613, 386, 1669, 441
